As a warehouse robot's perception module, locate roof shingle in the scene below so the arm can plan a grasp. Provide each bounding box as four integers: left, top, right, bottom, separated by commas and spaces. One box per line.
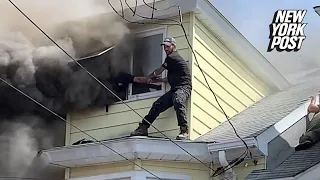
246, 141, 320, 179
196, 79, 320, 142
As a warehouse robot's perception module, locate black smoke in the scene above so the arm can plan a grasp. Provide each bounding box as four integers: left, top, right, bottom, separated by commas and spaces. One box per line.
0, 21, 134, 180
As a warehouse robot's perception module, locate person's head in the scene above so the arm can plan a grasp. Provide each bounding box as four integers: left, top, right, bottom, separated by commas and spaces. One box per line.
161, 37, 176, 55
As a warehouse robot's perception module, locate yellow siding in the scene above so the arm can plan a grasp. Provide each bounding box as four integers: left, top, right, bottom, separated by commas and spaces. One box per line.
69, 160, 210, 180
68, 159, 264, 180
66, 13, 193, 145
189, 17, 271, 140
69, 161, 134, 178
141, 160, 210, 180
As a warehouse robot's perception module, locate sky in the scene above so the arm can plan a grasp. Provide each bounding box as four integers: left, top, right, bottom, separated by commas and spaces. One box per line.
212, 0, 320, 84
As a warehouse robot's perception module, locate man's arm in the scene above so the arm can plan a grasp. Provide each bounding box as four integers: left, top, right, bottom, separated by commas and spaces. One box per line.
133, 77, 152, 84
149, 66, 166, 79
308, 96, 320, 113
151, 77, 167, 83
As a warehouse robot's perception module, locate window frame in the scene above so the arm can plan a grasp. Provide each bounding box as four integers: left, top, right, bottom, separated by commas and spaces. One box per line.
127, 26, 168, 102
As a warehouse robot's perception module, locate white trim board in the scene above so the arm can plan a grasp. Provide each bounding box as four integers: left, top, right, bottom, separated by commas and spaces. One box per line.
70, 171, 191, 180
40, 137, 212, 168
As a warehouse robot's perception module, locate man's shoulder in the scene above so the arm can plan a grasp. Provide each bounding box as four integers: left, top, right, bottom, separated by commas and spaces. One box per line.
168, 51, 184, 61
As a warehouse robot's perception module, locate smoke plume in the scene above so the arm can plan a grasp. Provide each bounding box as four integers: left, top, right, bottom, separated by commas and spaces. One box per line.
0, 0, 134, 179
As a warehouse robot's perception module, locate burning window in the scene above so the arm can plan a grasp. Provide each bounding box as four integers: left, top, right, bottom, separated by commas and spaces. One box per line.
127, 28, 166, 101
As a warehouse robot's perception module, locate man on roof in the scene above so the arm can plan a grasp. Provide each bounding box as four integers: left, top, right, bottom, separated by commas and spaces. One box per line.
130, 37, 192, 140
296, 96, 320, 151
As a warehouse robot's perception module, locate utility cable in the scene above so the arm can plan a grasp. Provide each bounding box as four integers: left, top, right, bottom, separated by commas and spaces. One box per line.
122, 0, 181, 24
7, 0, 215, 173
142, 0, 179, 11
108, 0, 178, 25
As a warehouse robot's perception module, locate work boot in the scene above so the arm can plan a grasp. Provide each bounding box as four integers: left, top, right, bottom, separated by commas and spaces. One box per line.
130, 123, 149, 136
176, 125, 189, 140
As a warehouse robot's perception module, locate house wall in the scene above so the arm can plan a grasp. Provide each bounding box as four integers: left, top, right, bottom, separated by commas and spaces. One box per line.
66, 13, 194, 145
68, 160, 210, 180
67, 158, 265, 180
189, 16, 271, 140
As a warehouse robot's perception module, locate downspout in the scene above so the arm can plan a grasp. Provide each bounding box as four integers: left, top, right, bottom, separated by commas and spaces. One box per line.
218, 150, 236, 180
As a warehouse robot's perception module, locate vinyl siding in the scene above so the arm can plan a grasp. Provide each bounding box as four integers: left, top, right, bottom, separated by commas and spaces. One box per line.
141, 160, 210, 180
67, 159, 265, 180
69, 161, 134, 178
189, 17, 271, 140
66, 13, 193, 145
68, 160, 210, 179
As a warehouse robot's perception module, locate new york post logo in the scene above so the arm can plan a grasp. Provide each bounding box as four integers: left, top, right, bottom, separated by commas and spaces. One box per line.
267, 10, 307, 52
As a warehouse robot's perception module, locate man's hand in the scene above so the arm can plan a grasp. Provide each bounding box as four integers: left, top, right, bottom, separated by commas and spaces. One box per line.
308, 96, 319, 113
151, 77, 167, 83
133, 77, 152, 84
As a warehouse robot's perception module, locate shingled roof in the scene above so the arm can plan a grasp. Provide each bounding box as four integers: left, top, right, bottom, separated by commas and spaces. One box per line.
246, 141, 320, 180
196, 79, 320, 142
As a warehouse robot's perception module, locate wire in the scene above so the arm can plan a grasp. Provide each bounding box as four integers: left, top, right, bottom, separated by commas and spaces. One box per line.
7, 0, 215, 173
142, 0, 156, 19
0, 76, 163, 180
180, 23, 251, 176
152, 0, 155, 19
133, 0, 138, 16
122, 0, 181, 24
142, 0, 179, 11
108, 0, 179, 26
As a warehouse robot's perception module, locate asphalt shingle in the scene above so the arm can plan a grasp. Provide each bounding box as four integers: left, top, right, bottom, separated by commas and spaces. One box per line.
246, 141, 320, 179
196, 79, 320, 142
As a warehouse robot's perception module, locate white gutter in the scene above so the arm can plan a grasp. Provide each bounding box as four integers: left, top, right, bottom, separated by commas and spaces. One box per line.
39, 137, 212, 168
208, 137, 258, 152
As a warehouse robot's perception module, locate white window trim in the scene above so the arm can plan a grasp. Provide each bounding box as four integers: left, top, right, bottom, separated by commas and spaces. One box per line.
69, 171, 191, 180
127, 26, 168, 102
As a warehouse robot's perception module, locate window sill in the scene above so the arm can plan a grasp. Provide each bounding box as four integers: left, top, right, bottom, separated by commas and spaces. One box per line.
113, 91, 165, 105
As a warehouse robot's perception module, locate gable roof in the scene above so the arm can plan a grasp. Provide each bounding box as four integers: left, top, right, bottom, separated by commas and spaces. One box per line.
246, 141, 320, 180
196, 79, 320, 142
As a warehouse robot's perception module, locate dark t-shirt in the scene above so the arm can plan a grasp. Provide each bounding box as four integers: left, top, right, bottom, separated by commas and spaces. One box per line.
162, 51, 192, 90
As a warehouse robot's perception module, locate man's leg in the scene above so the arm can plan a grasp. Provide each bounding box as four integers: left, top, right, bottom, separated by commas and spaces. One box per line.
130, 91, 174, 136
172, 86, 191, 140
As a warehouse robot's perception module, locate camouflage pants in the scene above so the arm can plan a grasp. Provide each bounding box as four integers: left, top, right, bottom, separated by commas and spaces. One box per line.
142, 86, 191, 127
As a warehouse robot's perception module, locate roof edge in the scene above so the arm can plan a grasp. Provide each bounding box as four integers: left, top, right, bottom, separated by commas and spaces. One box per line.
196, 0, 290, 91
39, 137, 212, 168
208, 137, 257, 152
291, 159, 320, 180
256, 95, 319, 155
